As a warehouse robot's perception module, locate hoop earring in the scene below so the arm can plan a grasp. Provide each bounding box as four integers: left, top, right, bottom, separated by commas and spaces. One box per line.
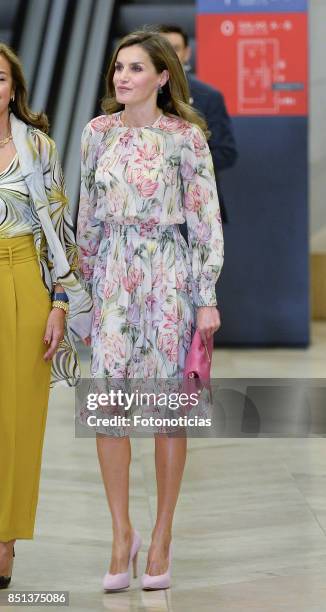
11, 95, 15, 102
157, 85, 163, 94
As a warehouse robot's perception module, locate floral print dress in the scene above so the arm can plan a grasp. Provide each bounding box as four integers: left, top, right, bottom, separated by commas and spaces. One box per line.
77, 112, 224, 379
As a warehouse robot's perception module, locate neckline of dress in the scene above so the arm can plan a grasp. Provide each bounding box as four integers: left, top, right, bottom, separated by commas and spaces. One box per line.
0, 152, 18, 176
118, 111, 163, 129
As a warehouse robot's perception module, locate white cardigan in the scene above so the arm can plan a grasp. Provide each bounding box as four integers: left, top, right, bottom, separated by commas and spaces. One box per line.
10, 113, 93, 386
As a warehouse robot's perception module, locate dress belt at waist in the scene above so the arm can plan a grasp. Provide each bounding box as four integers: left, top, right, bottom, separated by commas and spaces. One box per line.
103, 221, 181, 239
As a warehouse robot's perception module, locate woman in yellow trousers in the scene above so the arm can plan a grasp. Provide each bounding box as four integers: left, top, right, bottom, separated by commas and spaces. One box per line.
0, 44, 92, 588
0, 236, 52, 537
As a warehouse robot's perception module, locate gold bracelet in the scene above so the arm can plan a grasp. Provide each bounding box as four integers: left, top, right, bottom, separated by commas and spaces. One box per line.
52, 300, 69, 314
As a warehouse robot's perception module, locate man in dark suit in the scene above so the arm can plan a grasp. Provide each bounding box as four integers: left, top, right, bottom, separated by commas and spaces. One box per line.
158, 24, 238, 223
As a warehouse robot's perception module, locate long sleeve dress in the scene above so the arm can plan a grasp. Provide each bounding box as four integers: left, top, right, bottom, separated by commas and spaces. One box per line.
77, 112, 224, 379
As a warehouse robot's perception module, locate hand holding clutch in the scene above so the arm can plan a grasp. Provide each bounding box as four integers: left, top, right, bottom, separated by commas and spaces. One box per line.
184, 330, 213, 383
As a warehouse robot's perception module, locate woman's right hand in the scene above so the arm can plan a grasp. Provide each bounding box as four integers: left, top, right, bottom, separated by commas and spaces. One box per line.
82, 336, 91, 346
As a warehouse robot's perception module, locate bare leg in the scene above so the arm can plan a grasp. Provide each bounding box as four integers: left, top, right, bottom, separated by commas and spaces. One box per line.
145, 435, 187, 575
0, 540, 15, 576
96, 435, 133, 574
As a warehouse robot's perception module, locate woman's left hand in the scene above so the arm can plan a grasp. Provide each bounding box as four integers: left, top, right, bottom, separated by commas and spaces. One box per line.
196, 306, 221, 344
43, 308, 66, 361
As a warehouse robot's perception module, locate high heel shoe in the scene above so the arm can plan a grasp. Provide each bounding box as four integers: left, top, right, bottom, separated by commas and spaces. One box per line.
103, 530, 142, 592
141, 543, 172, 590
0, 546, 15, 590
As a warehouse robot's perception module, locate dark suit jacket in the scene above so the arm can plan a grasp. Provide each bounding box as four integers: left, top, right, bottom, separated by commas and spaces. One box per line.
187, 73, 238, 223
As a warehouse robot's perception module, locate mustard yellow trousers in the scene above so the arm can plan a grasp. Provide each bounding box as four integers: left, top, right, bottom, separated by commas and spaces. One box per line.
0, 235, 51, 540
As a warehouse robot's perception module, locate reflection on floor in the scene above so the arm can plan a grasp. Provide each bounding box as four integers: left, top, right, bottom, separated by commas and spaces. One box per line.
8, 323, 326, 611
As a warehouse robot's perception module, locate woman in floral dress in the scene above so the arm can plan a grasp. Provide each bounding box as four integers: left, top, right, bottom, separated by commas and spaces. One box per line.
77, 31, 223, 590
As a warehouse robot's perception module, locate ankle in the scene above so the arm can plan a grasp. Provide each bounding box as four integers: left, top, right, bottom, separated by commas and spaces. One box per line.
150, 529, 172, 547
0, 541, 14, 557
112, 524, 133, 541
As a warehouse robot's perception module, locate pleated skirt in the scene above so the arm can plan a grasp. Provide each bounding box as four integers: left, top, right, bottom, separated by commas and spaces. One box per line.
0, 234, 51, 540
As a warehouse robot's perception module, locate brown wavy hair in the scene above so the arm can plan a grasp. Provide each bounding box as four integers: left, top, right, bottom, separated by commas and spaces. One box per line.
0, 43, 49, 133
101, 30, 209, 138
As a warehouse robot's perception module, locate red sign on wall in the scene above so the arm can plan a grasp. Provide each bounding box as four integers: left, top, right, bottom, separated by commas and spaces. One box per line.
197, 12, 308, 116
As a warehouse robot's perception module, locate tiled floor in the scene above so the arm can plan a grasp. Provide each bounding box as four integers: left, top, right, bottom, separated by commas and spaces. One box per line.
4, 323, 326, 611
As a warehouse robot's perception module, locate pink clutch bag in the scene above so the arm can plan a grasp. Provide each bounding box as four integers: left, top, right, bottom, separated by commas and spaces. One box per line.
184, 330, 213, 383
